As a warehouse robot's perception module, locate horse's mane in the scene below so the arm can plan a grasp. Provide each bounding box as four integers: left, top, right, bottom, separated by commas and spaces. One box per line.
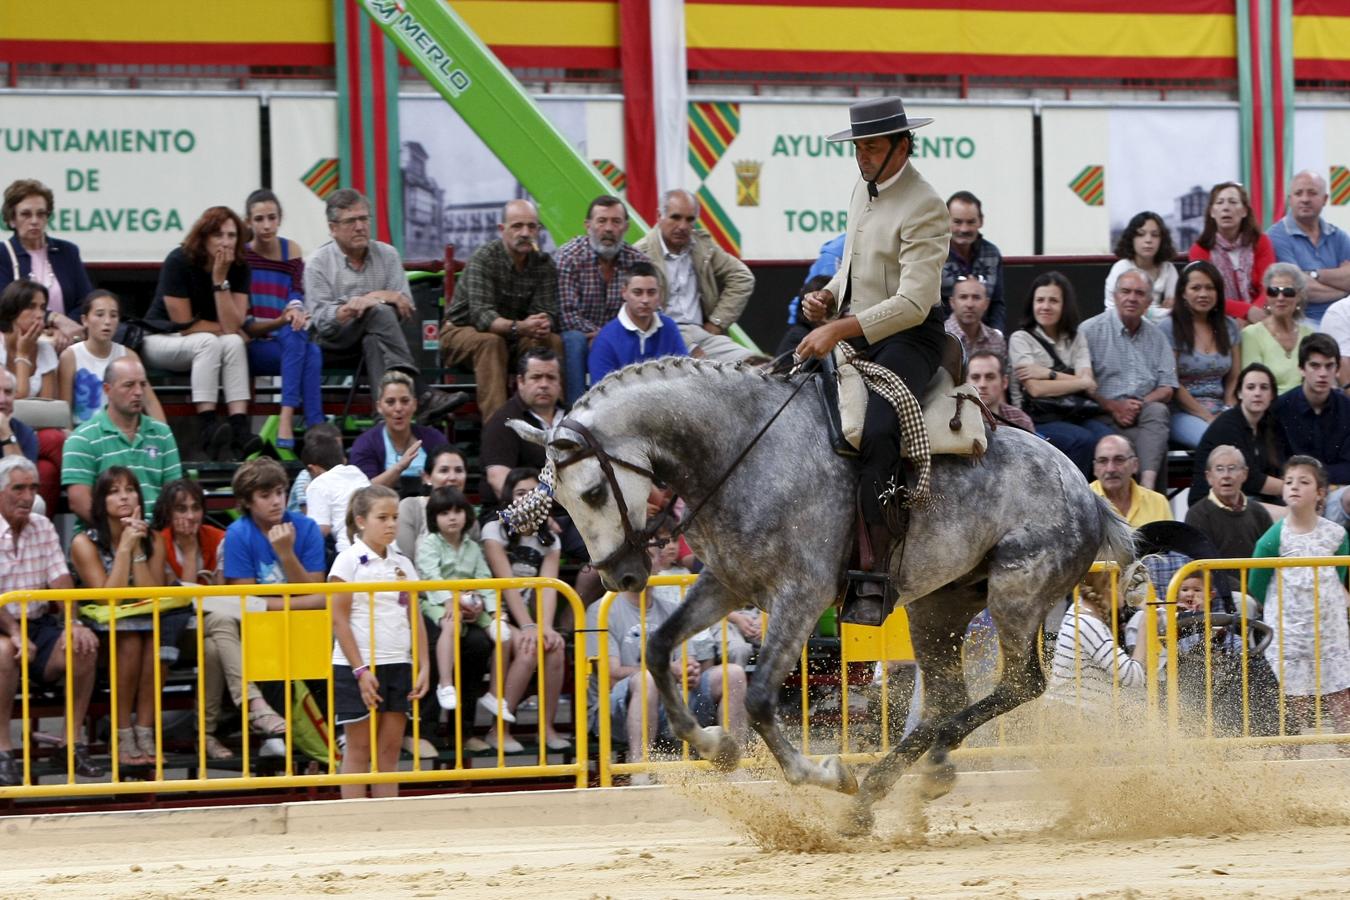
572, 355, 791, 412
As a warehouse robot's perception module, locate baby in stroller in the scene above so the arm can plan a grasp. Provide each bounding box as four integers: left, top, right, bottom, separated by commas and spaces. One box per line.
1123, 522, 1280, 737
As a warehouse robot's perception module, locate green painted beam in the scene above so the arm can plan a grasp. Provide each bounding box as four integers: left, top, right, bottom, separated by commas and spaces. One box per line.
359, 0, 759, 353
360, 0, 647, 243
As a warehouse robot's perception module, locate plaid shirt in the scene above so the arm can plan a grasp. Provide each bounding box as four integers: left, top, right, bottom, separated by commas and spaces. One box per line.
446, 239, 558, 332
554, 236, 647, 333
0, 513, 69, 619
941, 235, 1005, 331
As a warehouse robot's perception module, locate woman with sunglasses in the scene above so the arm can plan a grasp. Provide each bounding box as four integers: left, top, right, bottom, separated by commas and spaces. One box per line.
1165, 260, 1241, 448
1239, 263, 1313, 394
1187, 182, 1275, 323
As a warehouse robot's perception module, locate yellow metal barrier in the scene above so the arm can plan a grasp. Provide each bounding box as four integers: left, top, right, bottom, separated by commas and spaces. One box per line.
1163, 556, 1350, 752
0, 577, 587, 799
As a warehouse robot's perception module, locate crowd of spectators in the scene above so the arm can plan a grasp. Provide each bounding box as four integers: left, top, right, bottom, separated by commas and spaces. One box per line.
8, 165, 1350, 785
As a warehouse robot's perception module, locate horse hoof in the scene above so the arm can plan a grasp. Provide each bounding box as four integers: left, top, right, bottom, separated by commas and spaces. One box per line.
822, 755, 858, 795
917, 759, 957, 801
839, 799, 875, 837
702, 726, 741, 773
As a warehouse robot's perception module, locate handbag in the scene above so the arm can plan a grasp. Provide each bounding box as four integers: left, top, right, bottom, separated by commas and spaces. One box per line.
1019, 330, 1103, 423
113, 319, 147, 354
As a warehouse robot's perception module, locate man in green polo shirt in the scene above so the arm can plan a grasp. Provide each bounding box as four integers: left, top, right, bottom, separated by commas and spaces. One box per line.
62, 357, 182, 524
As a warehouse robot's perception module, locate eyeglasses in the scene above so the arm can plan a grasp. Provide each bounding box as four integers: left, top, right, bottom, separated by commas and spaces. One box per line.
1266, 286, 1298, 298
15, 209, 49, 221
1093, 455, 1136, 466
335, 214, 371, 227
1208, 464, 1247, 475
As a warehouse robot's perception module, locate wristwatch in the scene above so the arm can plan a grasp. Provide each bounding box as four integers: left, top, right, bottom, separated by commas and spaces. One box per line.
509, 320, 519, 338
1309, 270, 1320, 281
0, 435, 16, 447
213, 279, 231, 292
1048, 370, 1058, 380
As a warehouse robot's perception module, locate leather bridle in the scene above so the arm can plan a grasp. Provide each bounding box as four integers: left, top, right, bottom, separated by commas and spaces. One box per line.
551, 419, 672, 571
549, 366, 816, 571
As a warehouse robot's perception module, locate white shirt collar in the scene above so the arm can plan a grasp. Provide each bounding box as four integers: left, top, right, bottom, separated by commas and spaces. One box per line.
871, 160, 908, 194
618, 306, 662, 339
657, 231, 690, 260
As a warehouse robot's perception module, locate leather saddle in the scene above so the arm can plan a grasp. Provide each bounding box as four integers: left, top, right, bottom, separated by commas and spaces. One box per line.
816, 333, 985, 459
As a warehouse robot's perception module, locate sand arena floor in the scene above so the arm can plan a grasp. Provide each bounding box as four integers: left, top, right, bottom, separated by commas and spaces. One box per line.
7, 757, 1350, 899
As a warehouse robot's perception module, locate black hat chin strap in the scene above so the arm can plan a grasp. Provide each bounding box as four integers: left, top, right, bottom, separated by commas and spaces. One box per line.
865, 134, 904, 199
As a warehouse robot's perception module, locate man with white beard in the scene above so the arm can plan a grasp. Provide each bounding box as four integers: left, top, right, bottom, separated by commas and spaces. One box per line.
553, 195, 648, 405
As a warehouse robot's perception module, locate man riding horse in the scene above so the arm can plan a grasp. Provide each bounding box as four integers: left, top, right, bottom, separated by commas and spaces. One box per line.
795, 96, 952, 627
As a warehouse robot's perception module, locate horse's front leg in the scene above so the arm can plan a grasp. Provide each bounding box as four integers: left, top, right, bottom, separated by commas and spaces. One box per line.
743, 593, 858, 795
645, 574, 744, 770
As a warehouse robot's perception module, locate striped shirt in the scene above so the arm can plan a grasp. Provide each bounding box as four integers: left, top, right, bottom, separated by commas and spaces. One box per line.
0, 513, 70, 619
245, 239, 304, 320
60, 409, 183, 511
1043, 607, 1144, 710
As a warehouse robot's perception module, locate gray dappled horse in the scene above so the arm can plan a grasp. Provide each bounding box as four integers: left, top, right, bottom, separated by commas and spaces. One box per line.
508, 357, 1135, 831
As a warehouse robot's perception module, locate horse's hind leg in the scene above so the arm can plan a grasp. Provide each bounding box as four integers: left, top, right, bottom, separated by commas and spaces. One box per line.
744, 594, 858, 794
645, 574, 746, 770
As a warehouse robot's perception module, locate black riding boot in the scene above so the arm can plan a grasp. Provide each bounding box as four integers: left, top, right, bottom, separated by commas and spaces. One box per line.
840, 522, 898, 627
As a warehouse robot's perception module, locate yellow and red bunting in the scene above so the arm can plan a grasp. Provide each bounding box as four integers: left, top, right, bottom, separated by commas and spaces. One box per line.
1331, 166, 1350, 206
7, 1, 1350, 81
1070, 165, 1105, 207
301, 158, 341, 201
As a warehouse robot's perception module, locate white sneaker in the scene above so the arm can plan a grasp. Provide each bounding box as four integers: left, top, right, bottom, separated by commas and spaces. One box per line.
486, 732, 525, 754
436, 684, 458, 711
258, 737, 286, 758
477, 692, 516, 723
402, 735, 438, 758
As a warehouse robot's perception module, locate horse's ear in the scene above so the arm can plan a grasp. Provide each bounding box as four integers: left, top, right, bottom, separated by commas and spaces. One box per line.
505, 418, 547, 447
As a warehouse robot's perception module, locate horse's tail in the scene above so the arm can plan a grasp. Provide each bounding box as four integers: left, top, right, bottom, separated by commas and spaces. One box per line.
1093, 494, 1138, 568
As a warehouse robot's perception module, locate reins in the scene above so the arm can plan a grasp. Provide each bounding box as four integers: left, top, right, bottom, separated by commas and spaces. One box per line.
552, 357, 816, 568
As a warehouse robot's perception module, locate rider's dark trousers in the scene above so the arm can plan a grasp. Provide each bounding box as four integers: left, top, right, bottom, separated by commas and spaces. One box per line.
852, 308, 946, 523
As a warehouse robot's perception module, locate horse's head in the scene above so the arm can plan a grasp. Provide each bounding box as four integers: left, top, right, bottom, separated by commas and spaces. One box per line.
507, 417, 655, 593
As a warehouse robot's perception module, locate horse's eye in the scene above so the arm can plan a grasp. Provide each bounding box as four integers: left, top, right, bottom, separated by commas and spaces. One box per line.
581, 484, 607, 507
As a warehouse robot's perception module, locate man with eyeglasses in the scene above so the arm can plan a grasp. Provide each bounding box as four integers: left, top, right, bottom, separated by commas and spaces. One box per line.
940, 190, 1004, 331
1274, 332, 1350, 525
304, 188, 467, 421
1266, 170, 1350, 325
943, 275, 1004, 359
1089, 434, 1172, 527
1184, 444, 1273, 560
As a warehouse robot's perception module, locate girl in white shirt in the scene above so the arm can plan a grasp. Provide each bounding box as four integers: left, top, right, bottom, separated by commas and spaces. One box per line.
330, 484, 429, 799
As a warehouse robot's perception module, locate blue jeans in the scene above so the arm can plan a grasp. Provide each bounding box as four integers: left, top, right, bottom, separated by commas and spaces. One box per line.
247, 325, 325, 425
1038, 418, 1116, 480
563, 329, 591, 406
1170, 411, 1211, 449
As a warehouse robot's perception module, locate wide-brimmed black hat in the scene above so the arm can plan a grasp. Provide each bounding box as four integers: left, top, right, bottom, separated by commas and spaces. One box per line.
826, 96, 934, 143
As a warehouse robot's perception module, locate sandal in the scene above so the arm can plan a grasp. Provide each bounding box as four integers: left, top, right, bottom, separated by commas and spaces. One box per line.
249, 711, 289, 737
133, 725, 157, 762
117, 728, 149, 767
204, 734, 236, 760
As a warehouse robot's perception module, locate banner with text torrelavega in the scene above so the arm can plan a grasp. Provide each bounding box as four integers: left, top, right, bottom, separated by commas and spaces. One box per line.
0, 93, 261, 262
